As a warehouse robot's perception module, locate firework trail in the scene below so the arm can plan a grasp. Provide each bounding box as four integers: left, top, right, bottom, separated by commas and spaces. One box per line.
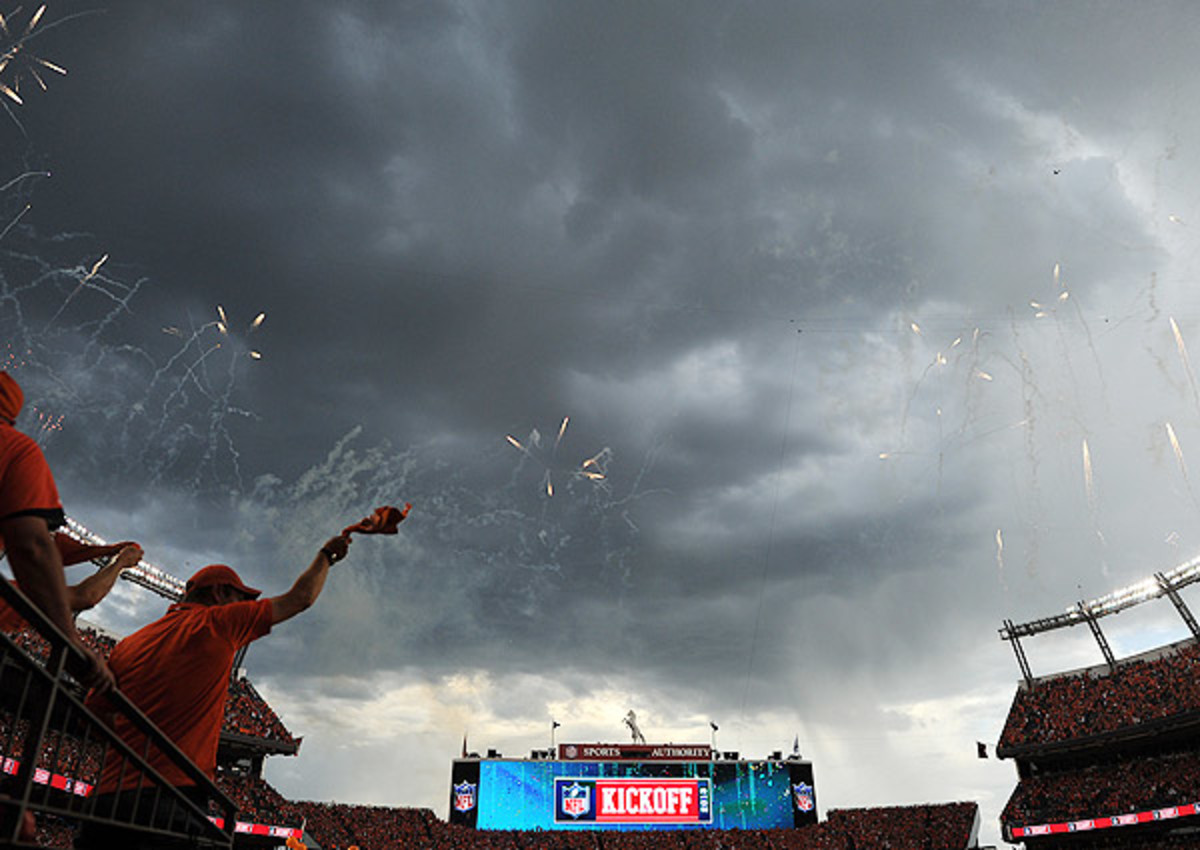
1164, 421, 1200, 515
995, 528, 1007, 590
1081, 438, 1095, 508
1169, 316, 1200, 418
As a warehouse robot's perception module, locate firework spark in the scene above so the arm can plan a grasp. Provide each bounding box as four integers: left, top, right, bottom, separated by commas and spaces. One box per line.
1082, 438, 1095, 505
506, 419, 608, 496
0, 4, 69, 113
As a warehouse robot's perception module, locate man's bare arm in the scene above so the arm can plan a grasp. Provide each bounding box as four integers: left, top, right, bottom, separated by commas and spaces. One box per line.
68, 544, 143, 612
1, 514, 115, 692
270, 535, 350, 625
3, 514, 78, 637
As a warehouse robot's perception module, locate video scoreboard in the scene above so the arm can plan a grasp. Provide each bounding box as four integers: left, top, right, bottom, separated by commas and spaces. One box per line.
450, 743, 817, 832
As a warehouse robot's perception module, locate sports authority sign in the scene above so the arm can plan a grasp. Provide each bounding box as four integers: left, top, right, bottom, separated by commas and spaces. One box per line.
558, 743, 713, 761
554, 777, 713, 824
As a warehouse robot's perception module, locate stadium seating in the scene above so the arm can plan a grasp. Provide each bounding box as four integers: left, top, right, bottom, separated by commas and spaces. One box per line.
1002, 748, 1200, 827
222, 675, 298, 745
999, 641, 1200, 751
284, 801, 976, 849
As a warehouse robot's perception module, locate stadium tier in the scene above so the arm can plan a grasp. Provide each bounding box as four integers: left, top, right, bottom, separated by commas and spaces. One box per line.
999, 637, 1200, 756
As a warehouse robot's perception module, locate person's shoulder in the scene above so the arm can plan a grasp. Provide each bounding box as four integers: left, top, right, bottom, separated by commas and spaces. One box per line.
0, 426, 43, 456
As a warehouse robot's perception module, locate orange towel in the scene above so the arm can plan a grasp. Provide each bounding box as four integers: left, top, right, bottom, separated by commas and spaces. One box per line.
341, 504, 411, 539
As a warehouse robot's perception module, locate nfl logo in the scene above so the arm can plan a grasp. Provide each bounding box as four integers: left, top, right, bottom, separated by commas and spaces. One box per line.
453, 781, 477, 813
561, 782, 591, 818
793, 782, 814, 812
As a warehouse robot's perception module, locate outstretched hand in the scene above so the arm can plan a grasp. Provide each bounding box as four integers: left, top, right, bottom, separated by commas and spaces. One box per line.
320, 535, 351, 564
69, 642, 115, 695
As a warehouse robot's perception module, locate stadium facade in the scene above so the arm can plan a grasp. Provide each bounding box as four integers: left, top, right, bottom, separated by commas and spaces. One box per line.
997, 567, 1200, 848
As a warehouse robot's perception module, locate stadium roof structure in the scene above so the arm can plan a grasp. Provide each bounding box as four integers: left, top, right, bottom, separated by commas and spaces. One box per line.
1000, 556, 1200, 685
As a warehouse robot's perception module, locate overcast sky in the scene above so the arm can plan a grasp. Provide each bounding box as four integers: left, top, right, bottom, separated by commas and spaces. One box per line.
5, 1, 1200, 844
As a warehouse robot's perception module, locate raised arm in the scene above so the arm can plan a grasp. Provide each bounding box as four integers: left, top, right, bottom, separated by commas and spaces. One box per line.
1, 514, 114, 692
269, 535, 351, 625
68, 543, 143, 612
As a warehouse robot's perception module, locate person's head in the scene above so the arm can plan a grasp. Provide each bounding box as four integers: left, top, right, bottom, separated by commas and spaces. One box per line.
0, 372, 24, 425
183, 564, 261, 606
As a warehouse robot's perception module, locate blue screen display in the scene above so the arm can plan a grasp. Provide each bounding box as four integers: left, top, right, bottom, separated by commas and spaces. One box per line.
475, 760, 796, 831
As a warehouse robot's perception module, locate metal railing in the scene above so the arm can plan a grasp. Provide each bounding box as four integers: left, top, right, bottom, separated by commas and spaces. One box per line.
0, 579, 235, 848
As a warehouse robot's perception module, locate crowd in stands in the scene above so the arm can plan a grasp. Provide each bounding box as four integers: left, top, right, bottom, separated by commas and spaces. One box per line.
1002, 748, 1200, 827
214, 768, 305, 828
222, 676, 299, 745
167, 774, 979, 850
230, 800, 975, 850
1000, 640, 1200, 750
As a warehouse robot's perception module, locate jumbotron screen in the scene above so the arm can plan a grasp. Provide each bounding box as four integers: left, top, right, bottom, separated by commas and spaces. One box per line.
449, 758, 817, 831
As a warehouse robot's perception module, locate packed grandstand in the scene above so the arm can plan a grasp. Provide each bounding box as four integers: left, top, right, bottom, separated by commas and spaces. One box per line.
997, 631, 1200, 847
0, 625, 987, 848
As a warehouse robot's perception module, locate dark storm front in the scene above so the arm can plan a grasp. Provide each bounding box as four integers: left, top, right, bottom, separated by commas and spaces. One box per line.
449, 759, 818, 831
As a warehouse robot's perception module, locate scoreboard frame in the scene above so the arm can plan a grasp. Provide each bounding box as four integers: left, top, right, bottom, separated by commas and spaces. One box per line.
449, 754, 817, 832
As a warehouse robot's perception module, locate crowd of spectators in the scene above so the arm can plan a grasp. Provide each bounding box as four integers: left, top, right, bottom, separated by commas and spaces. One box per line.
214, 768, 306, 827
249, 801, 976, 850
293, 799, 440, 849
222, 676, 299, 745
1001, 748, 1200, 827
1000, 640, 1200, 750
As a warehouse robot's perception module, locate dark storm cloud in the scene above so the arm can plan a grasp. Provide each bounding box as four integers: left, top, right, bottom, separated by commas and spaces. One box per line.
11, 0, 1157, 497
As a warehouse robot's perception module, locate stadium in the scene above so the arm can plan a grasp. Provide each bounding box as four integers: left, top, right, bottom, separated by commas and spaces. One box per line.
5, 2, 1200, 849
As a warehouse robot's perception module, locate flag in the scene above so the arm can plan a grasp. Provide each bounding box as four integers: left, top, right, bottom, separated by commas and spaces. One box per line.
793, 735, 800, 756
976, 741, 988, 759
710, 721, 719, 732
462, 733, 468, 758
552, 721, 561, 729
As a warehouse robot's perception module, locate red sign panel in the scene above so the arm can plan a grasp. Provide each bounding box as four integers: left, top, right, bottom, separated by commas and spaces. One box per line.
1011, 802, 1200, 838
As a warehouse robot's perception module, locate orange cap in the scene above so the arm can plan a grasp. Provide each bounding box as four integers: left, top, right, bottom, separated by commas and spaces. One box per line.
185, 564, 261, 599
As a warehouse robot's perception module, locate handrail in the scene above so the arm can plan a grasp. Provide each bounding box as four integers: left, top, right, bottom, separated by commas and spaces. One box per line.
0, 578, 235, 847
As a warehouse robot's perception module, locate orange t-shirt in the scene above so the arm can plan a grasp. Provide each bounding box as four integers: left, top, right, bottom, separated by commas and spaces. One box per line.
91, 598, 274, 792
0, 424, 65, 628
0, 424, 64, 529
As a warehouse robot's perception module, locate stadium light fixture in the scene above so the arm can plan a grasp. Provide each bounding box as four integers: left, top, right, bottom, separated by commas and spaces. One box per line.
1005, 551, 1200, 641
